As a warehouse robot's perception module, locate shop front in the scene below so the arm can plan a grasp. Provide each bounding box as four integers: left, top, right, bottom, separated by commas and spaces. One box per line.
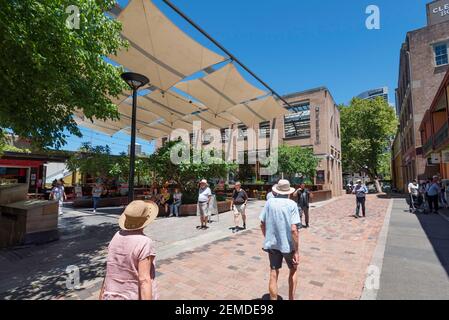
0, 152, 69, 195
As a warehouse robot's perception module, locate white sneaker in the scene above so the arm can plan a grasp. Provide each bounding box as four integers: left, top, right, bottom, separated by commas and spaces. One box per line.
93, 210, 96, 213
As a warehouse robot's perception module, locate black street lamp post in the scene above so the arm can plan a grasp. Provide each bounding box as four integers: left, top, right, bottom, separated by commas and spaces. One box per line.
120, 72, 150, 203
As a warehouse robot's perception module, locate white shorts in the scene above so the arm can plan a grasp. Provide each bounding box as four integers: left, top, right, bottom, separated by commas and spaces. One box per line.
197, 202, 210, 217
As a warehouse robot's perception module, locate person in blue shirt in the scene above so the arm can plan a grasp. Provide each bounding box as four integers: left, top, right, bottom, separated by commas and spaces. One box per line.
259, 179, 300, 300
352, 179, 368, 218
426, 176, 440, 214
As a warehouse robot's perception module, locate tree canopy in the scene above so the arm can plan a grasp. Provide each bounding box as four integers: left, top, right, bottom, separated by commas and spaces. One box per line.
276, 144, 319, 183
148, 140, 237, 193
0, 0, 127, 148
340, 97, 397, 181
67, 142, 115, 179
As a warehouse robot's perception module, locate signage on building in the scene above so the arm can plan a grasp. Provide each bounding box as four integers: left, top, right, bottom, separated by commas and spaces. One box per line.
428, 153, 441, 164
427, 0, 449, 26
442, 150, 449, 163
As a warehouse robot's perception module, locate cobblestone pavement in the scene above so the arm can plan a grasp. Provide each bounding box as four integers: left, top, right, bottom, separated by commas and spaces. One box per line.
66, 194, 391, 300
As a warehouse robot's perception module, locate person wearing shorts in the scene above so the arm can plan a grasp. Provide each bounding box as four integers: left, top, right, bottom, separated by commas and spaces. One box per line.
197, 179, 212, 229
230, 182, 248, 233
260, 179, 300, 301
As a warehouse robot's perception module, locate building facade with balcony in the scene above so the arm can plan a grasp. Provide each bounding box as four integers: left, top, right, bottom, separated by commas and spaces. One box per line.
419, 69, 449, 179
394, 1, 449, 188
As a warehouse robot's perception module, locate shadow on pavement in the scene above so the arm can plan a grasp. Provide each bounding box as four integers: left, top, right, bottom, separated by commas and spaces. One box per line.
415, 210, 449, 278
0, 221, 118, 300
253, 294, 284, 300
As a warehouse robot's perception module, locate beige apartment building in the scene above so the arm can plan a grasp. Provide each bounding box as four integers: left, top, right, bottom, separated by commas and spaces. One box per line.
158, 87, 343, 197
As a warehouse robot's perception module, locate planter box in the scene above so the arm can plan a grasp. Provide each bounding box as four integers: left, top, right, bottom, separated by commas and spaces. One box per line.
310, 190, 332, 203
0, 184, 28, 205
0, 200, 59, 248
179, 200, 232, 216
73, 197, 128, 208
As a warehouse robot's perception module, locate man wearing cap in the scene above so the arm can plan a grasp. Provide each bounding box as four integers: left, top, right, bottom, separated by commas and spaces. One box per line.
100, 200, 159, 300
259, 179, 301, 300
352, 179, 368, 218
197, 179, 212, 229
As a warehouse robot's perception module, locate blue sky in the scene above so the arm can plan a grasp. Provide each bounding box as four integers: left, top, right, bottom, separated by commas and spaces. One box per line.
65, 0, 430, 154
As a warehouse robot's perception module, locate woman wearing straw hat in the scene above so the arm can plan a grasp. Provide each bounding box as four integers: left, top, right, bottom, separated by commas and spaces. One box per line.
99, 200, 159, 300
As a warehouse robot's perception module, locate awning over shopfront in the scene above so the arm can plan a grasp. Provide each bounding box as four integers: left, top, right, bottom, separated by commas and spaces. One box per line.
76, 0, 289, 142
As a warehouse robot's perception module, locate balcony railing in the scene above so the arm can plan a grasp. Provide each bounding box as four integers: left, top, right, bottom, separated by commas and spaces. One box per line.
434, 122, 449, 149
422, 136, 433, 156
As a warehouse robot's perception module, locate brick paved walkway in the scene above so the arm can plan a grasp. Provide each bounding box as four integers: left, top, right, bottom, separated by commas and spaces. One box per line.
72, 194, 391, 300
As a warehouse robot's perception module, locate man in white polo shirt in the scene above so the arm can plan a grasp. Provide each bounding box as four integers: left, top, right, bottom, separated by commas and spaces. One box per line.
197, 179, 212, 229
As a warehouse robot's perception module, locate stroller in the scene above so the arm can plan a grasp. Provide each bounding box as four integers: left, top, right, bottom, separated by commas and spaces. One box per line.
406, 194, 426, 214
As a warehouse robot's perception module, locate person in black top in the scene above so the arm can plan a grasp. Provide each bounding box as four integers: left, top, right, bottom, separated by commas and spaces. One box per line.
230, 182, 248, 232
293, 183, 312, 228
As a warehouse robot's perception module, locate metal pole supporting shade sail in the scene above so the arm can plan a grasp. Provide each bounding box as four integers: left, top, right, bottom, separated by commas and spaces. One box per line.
121, 72, 150, 203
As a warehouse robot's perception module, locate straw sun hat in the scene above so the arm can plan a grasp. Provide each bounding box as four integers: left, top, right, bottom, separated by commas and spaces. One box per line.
272, 179, 295, 195
118, 200, 159, 231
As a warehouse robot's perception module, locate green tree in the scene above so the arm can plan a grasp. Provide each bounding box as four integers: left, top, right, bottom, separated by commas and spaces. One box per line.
0, 0, 127, 148
340, 97, 397, 190
148, 140, 237, 196
276, 144, 319, 183
109, 152, 129, 183
67, 142, 115, 179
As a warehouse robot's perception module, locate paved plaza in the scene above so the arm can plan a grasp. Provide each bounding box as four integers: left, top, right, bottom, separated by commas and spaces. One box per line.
1, 193, 448, 300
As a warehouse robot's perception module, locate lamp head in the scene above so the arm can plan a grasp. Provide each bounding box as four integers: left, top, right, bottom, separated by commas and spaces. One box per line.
121, 72, 149, 90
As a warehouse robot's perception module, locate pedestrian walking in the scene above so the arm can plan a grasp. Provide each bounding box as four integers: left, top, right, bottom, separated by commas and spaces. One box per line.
259, 179, 300, 300
439, 182, 447, 208
352, 179, 368, 218
230, 182, 248, 232
197, 179, 212, 229
408, 179, 419, 212
99, 200, 159, 300
293, 183, 312, 228
92, 180, 103, 213
50, 180, 66, 215
169, 188, 183, 217
426, 176, 440, 214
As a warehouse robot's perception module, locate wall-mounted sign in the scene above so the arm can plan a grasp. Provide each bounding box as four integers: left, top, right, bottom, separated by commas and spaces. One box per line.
427, 0, 449, 26
442, 150, 449, 163
428, 153, 441, 165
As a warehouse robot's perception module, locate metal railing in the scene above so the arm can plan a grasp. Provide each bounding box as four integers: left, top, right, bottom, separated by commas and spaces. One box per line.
422, 136, 434, 156
434, 122, 449, 148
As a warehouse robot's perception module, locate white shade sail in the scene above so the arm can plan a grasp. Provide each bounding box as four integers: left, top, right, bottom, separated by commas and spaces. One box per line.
74, 0, 287, 143
111, 0, 226, 90
175, 63, 267, 114
74, 116, 125, 136
227, 96, 289, 127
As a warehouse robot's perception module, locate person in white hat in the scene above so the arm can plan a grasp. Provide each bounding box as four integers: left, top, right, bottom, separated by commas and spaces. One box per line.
259, 179, 301, 300
197, 179, 212, 229
100, 200, 159, 300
